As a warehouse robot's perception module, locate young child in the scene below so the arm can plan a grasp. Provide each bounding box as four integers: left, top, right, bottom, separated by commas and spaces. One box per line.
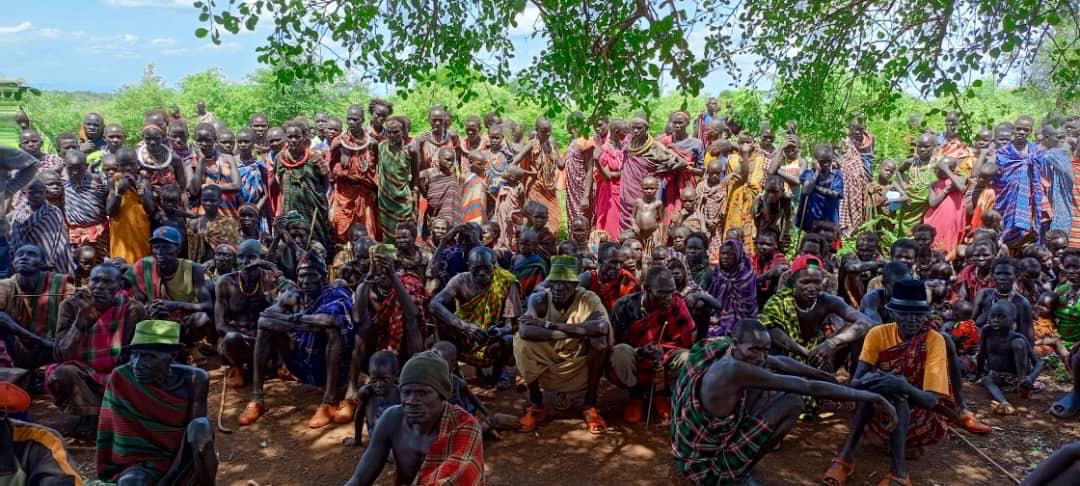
1033, 293, 1070, 363
950, 300, 980, 375
432, 341, 501, 437
523, 201, 557, 261
186, 185, 240, 264
342, 351, 401, 447
73, 245, 100, 288
632, 175, 664, 256
966, 160, 998, 232
480, 221, 513, 269
155, 182, 198, 234
697, 159, 727, 262
973, 258, 1035, 343
976, 300, 1042, 415
673, 185, 707, 234
419, 147, 463, 235
865, 158, 904, 219
618, 241, 641, 279
569, 216, 593, 261
511, 228, 548, 297
493, 165, 527, 251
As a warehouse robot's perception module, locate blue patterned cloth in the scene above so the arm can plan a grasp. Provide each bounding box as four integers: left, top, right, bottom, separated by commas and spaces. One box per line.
286, 286, 354, 387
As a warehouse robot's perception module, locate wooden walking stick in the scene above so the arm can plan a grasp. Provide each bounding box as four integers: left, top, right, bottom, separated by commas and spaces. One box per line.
217, 367, 234, 434
644, 317, 670, 431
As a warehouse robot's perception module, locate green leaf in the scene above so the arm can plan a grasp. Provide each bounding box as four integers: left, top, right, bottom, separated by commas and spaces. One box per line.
195, 27, 209, 38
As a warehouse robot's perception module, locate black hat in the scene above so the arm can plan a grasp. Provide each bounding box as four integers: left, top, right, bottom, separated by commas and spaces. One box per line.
885, 279, 931, 313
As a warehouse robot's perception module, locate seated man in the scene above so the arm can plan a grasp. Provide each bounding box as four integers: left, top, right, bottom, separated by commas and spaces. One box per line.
96, 320, 217, 486
239, 251, 354, 429
46, 264, 145, 434
203, 243, 237, 282
825, 280, 963, 486
214, 239, 293, 389
126, 227, 213, 355
609, 266, 695, 424
515, 255, 611, 434
345, 351, 484, 486
268, 211, 327, 282
759, 254, 874, 370
672, 319, 897, 486
579, 242, 640, 313
0, 244, 74, 372
338, 243, 425, 424
429, 246, 520, 388
0, 382, 83, 485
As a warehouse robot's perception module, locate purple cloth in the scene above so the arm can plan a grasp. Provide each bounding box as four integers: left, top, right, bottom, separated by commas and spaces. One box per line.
705, 238, 758, 337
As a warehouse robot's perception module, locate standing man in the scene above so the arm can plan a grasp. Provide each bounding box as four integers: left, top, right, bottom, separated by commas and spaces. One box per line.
275, 121, 331, 249
377, 119, 418, 241
415, 106, 455, 171
79, 113, 106, 156
838, 118, 874, 236
515, 255, 612, 434
693, 97, 721, 142
513, 117, 562, 235
367, 98, 393, 143
196, 101, 215, 124
62, 149, 110, 258
329, 105, 379, 242
995, 115, 1046, 250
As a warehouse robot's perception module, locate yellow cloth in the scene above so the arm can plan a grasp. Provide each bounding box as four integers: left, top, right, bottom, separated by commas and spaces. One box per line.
722, 151, 764, 252
513, 288, 607, 393
859, 323, 950, 397
109, 190, 151, 264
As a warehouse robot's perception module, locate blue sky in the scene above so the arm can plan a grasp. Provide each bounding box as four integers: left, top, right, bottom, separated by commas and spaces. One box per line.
0, 0, 742, 95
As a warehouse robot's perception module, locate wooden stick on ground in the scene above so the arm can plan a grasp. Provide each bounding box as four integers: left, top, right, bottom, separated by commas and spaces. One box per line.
948, 427, 1020, 485
217, 367, 234, 434
644, 318, 670, 431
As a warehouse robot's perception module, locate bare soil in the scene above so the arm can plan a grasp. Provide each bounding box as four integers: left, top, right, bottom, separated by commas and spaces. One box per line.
29, 364, 1080, 486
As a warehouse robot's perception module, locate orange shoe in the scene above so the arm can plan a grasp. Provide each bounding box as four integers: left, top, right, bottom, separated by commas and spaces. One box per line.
518, 405, 548, 432
623, 398, 644, 424
959, 411, 991, 434
583, 407, 607, 434
653, 397, 672, 422
226, 367, 245, 389
308, 403, 336, 429
333, 399, 357, 424
238, 400, 266, 426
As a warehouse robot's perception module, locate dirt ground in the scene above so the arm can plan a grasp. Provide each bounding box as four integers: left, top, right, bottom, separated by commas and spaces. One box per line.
29, 363, 1080, 486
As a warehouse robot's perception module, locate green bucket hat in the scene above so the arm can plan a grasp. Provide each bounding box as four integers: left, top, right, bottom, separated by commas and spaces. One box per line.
547, 255, 580, 283
128, 320, 182, 351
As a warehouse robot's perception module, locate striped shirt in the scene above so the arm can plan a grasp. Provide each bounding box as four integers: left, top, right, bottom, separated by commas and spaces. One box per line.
62, 172, 109, 226
11, 203, 73, 274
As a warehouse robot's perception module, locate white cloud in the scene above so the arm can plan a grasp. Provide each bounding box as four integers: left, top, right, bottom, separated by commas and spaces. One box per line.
74, 33, 143, 59
510, 6, 542, 36
152, 37, 176, 46
160, 41, 241, 57
102, 0, 193, 7
38, 28, 63, 39
0, 21, 32, 34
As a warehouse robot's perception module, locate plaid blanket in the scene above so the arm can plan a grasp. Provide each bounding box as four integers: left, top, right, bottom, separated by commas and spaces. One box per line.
586, 269, 640, 313
97, 364, 191, 483
372, 273, 427, 352
415, 402, 485, 486
454, 268, 516, 330
671, 337, 775, 485
45, 296, 130, 390
865, 331, 951, 447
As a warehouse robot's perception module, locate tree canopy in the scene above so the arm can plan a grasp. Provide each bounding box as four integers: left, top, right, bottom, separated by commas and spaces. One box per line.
195, 0, 1079, 134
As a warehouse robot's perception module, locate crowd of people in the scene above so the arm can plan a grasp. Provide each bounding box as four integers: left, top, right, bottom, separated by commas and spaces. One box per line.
0, 97, 1078, 485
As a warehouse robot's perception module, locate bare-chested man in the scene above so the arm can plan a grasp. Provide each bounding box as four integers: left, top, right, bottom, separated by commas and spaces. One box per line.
215, 240, 293, 389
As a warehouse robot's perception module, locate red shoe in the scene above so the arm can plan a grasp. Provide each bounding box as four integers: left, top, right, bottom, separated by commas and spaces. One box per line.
308, 403, 337, 429
519, 406, 548, 432
623, 398, 644, 424
653, 397, 672, 422
238, 400, 266, 426
333, 399, 357, 424
959, 412, 991, 434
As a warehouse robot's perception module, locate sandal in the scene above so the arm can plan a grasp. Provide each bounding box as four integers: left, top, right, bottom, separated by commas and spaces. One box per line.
1050, 393, 1080, 419
518, 405, 547, 432
821, 457, 854, 486
583, 407, 607, 434
876, 473, 911, 486
991, 400, 1017, 415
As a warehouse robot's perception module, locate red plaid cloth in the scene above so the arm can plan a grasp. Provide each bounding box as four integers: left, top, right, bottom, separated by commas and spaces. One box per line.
867, 331, 952, 447
372, 273, 427, 352
586, 269, 640, 313
45, 296, 131, 395
612, 293, 696, 386
415, 402, 485, 486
